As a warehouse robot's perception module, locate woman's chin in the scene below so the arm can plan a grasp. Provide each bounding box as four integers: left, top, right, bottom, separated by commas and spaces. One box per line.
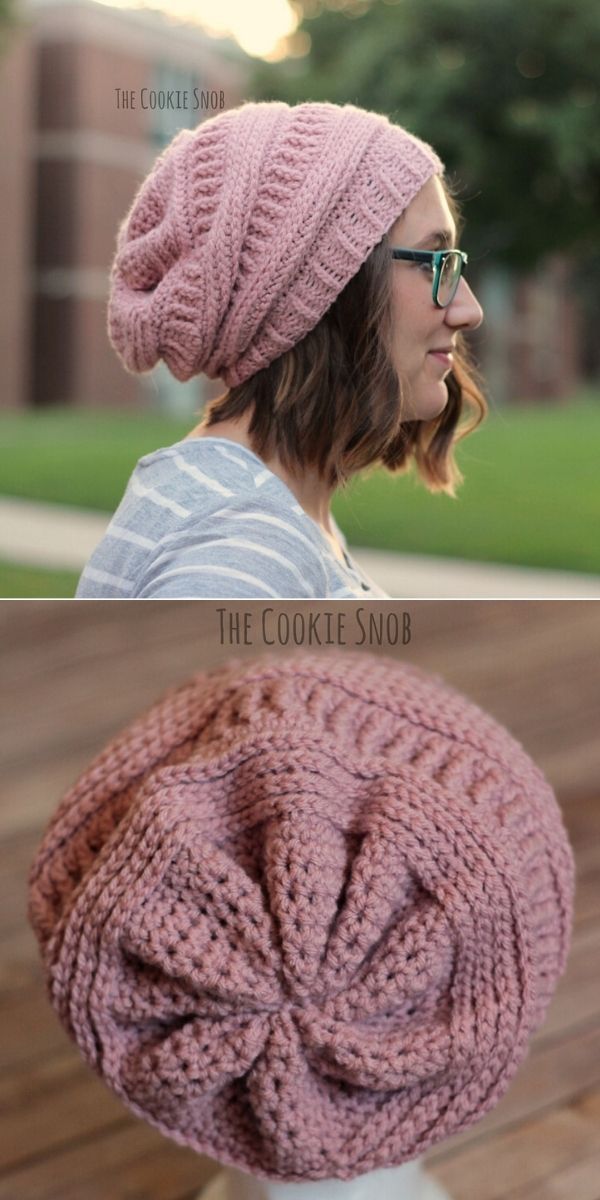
404, 381, 449, 422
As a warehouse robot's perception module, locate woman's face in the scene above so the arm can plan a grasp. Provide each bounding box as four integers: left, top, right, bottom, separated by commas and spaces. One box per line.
388, 175, 484, 421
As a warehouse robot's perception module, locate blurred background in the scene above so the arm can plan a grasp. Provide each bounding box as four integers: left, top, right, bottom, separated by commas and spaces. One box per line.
0, 0, 599, 596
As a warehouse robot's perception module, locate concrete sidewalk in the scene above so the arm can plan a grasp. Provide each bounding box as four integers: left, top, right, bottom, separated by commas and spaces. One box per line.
1, 495, 599, 599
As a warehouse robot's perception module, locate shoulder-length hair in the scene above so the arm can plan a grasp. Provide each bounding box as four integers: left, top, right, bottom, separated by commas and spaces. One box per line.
201, 182, 486, 495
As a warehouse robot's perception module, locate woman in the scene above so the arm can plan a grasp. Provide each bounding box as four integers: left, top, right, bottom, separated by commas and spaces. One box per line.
76, 101, 485, 599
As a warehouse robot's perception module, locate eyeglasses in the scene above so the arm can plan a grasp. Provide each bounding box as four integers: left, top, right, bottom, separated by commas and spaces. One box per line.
390, 247, 468, 308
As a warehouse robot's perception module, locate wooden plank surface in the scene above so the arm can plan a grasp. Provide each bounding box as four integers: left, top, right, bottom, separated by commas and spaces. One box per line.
1, 600, 599, 1199
429, 1089, 600, 1200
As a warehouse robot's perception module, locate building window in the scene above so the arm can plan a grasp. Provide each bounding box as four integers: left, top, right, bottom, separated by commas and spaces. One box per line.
149, 63, 201, 150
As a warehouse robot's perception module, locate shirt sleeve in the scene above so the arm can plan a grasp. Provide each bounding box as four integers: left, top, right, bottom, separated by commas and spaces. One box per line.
134, 506, 330, 599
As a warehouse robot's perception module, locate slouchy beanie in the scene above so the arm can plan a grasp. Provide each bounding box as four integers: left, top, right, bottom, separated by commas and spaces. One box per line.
107, 100, 443, 386
28, 652, 573, 1182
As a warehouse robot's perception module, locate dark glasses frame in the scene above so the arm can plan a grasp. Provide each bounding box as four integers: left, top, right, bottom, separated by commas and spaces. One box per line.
390, 247, 469, 308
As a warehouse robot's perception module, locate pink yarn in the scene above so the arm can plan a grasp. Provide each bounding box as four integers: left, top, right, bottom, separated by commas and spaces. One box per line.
107, 101, 443, 386
28, 653, 573, 1181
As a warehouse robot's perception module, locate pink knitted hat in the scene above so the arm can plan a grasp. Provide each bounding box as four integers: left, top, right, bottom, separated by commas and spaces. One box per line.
107, 101, 443, 386
28, 653, 573, 1182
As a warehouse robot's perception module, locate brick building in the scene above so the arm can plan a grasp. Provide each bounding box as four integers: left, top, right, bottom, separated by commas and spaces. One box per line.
0, 0, 248, 413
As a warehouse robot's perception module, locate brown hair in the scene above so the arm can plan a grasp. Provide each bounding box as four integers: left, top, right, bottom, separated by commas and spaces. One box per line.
201, 182, 486, 495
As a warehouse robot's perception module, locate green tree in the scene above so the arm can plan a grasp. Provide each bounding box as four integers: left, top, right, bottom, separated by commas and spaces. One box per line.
0, 0, 18, 55
253, 0, 599, 270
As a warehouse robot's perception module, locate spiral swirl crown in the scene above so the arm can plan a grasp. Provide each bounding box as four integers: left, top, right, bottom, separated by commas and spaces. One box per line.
107, 101, 443, 387
28, 652, 573, 1181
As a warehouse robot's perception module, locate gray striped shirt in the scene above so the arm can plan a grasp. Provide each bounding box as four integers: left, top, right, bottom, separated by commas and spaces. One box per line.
76, 437, 388, 599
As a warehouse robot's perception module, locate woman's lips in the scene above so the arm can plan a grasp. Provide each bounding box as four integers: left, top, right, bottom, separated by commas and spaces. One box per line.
428, 351, 453, 368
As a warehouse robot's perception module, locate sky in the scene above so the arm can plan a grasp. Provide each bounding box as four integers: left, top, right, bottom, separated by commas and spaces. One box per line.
95, 0, 299, 58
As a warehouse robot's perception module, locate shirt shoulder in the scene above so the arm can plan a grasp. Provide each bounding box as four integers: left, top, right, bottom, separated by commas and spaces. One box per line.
76, 438, 385, 599
132, 440, 331, 597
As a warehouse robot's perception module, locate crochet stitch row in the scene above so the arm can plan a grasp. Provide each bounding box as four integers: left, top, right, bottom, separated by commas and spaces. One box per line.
108, 102, 443, 386
28, 652, 574, 1181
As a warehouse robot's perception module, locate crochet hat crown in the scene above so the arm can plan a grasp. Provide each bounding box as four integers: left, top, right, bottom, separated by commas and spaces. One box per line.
107, 100, 443, 387
28, 653, 573, 1182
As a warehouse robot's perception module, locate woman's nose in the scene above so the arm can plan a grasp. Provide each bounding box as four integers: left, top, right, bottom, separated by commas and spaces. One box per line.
445, 277, 484, 330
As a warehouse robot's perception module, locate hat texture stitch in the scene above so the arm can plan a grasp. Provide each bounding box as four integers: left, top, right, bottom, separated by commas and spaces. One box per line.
27, 652, 574, 1182
107, 101, 444, 386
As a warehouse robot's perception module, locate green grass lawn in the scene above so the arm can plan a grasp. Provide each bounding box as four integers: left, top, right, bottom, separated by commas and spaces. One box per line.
0, 410, 192, 512
334, 391, 600, 573
0, 394, 598, 597
0, 560, 79, 598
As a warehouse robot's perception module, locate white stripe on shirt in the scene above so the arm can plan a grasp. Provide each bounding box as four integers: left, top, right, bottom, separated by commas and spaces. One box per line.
154, 535, 311, 591
130, 475, 191, 518
212, 507, 321, 556
108, 523, 157, 550
151, 564, 284, 598
173, 453, 234, 496
253, 469, 271, 488
80, 565, 134, 593
213, 444, 253, 471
